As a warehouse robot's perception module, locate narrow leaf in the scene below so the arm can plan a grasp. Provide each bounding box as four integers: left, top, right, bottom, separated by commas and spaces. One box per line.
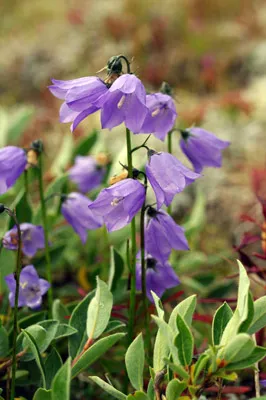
90, 376, 127, 400
44, 348, 63, 389
175, 314, 194, 367
166, 379, 187, 400
125, 333, 144, 391
52, 358, 71, 400
193, 353, 210, 383
0, 322, 9, 357
22, 329, 46, 388
153, 328, 169, 372
212, 302, 233, 345
169, 295, 197, 333
108, 247, 124, 292
248, 296, 266, 335
151, 291, 164, 320
225, 346, 266, 370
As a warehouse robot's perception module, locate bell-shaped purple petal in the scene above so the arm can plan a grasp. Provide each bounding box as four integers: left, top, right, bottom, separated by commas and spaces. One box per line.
0, 146, 27, 195
138, 93, 177, 141
145, 208, 189, 263
68, 155, 105, 193
88, 178, 146, 232
146, 151, 200, 209
100, 74, 148, 133
180, 127, 230, 173
61, 192, 103, 243
3, 223, 45, 257
5, 265, 50, 309
136, 254, 180, 302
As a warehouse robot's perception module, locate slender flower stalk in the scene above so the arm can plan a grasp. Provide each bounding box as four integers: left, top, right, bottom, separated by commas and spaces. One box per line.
37, 152, 53, 316
0, 205, 22, 400
167, 130, 173, 214
126, 127, 137, 344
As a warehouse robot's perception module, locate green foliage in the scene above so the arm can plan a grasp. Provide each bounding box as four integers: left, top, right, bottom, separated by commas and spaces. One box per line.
125, 333, 145, 391
51, 358, 71, 400
0, 321, 9, 357
165, 379, 187, 400
175, 314, 194, 367
212, 302, 233, 345
90, 376, 127, 400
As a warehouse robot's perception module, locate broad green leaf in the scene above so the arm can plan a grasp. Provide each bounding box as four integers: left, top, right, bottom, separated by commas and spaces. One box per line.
68, 290, 95, 359
225, 346, 266, 371
193, 353, 209, 383
37, 320, 59, 349
223, 333, 255, 363
108, 247, 124, 292
152, 315, 178, 364
52, 299, 69, 324
248, 296, 266, 335
21, 325, 47, 362
22, 329, 46, 388
44, 347, 63, 389
71, 332, 125, 378
166, 379, 187, 400
33, 388, 52, 400
153, 328, 169, 372
239, 292, 254, 333
125, 333, 144, 391
127, 393, 149, 400
0, 322, 9, 357
175, 314, 194, 367
212, 302, 233, 345
169, 295, 197, 333
53, 324, 77, 341
52, 358, 71, 400
86, 277, 113, 340
151, 291, 164, 320
72, 130, 98, 160
89, 376, 127, 400
163, 359, 189, 380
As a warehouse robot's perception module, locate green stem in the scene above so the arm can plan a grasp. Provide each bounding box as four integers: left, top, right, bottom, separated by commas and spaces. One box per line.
24, 170, 29, 199
167, 131, 172, 215
126, 128, 137, 344
37, 153, 53, 316
9, 212, 22, 400
140, 203, 152, 361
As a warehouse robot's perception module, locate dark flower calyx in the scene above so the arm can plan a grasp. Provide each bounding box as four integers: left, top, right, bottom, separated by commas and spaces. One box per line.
30, 140, 44, 154
0, 203, 5, 214
146, 206, 158, 218
160, 81, 173, 96
107, 56, 123, 75
147, 149, 158, 158
180, 129, 191, 140
132, 168, 141, 179
146, 257, 157, 269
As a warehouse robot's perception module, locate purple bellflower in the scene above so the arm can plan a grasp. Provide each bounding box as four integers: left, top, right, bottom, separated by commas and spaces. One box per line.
136, 253, 180, 302
146, 150, 200, 209
0, 146, 27, 195
5, 265, 50, 309
68, 155, 106, 193
61, 192, 103, 243
100, 74, 148, 133
88, 178, 145, 232
260, 380, 266, 387
145, 207, 189, 263
49, 76, 108, 131
3, 223, 45, 257
180, 127, 230, 173
138, 93, 177, 141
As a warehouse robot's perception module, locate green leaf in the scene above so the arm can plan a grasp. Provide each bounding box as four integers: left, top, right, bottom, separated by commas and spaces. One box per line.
71, 332, 125, 378
127, 393, 149, 400
212, 302, 233, 345
125, 333, 144, 391
22, 329, 46, 388
183, 189, 205, 237
72, 130, 98, 160
169, 295, 197, 333
86, 277, 113, 340
223, 333, 255, 363
21, 325, 47, 362
153, 328, 169, 372
166, 379, 187, 400
37, 320, 60, 349
33, 388, 52, 400
89, 376, 127, 400
239, 292, 254, 333
151, 291, 164, 320
8, 190, 32, 229
147, 378, 155, 400
18, 311, 46, 329
248, 296, 266, 335
193, 353, 210, 383
152, 315, 178, 364
249, 397, 266, 400
164, 359, 189, 380
225, 346, 266, 371
44, 348, 63, 389
175, 314, 194, 367
104, 320, 126, 334
108, 247, 124, 292
52, 299, 69, 324
53, 324, 77, 341
7, 106, 34, 143
0, 322, 9, 357
68, 290, 95, 359
52, 358, 71, 400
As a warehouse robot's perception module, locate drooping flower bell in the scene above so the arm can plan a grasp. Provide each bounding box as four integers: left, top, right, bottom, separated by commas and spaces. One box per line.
5, 265, 50, 309
145, 207, 189, 263
88, 178, 146, 232
179, 127, 230, 173
68, 153, 108, 193
138, 93, 177, 141
61, 192, 103, 243
0, 146, 27, 195
146, 150, 200, 209
49, 76, 109, 131
100, 74, 148, 133
3, 223, 45, 257
136, 253, 180, 302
